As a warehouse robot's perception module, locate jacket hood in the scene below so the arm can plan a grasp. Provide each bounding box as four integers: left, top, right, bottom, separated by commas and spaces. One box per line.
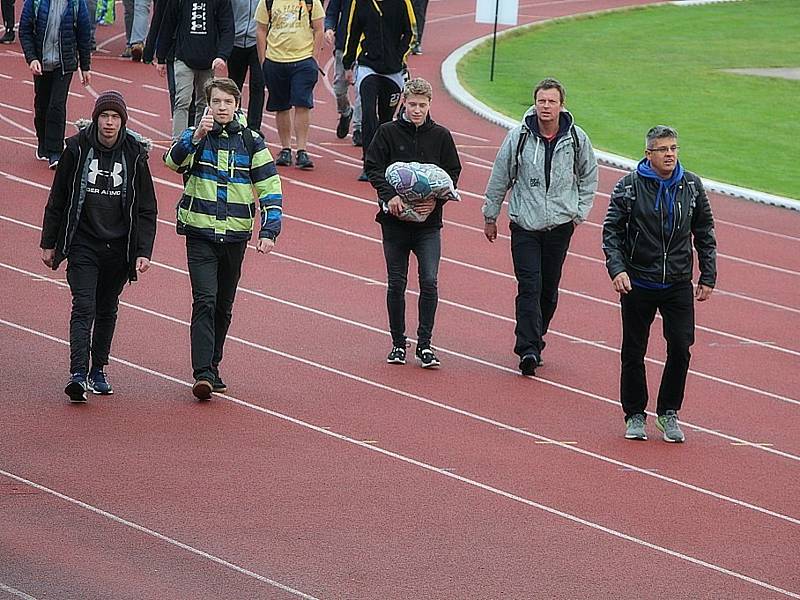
396, 107, 435, 132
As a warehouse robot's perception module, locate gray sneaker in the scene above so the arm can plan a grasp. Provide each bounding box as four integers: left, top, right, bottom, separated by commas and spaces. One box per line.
624, 413, 647, 440
656, 410, 685, 443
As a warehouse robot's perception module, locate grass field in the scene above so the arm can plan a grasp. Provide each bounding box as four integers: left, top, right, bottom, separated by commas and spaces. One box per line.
457, 0, 800, 200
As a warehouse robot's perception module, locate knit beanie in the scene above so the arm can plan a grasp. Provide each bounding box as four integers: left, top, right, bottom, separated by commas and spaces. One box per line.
92, 90, 128, 126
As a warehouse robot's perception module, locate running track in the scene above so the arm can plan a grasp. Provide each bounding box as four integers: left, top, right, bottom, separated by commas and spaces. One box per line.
1, 0, 799, 597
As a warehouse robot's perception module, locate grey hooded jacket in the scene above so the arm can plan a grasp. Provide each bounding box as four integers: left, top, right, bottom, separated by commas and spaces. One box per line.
231, 0, 259, 48
483, 106, 598, 232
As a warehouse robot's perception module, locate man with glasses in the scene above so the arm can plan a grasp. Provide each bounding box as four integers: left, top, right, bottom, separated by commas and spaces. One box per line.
602, 125, 717, 443
483, 77, 598, 376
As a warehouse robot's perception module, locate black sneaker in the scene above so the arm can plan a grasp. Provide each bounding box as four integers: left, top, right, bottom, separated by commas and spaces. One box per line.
295, 149, 314, 170
411, 44, 422, 55
65, 371, 88, 403
357, 169, 369, 182
352, 129, 362, 147
519, 353, 538, 376
212, 374, 227, 394
35, 147, 48, 161
386, 346, 406, 364
192, 379, 213, 401
1, 30, 15, 44
415, 346, 440, 369
336, 108, 352, 139
48, 153, 60, 169
274, 148, 292, 166
88, 367, 113, 395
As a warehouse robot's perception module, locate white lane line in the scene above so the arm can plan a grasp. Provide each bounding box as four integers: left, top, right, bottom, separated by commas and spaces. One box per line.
89, 70, 133, 84
0, 317, 798, 600
0, 583, 39, 600
0, 73, 12, 80
0, 115, 35, 136
714, 218, 800, 243
0, 101, 30, 114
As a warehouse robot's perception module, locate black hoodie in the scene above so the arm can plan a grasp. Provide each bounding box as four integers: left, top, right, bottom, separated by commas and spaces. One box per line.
156, 0, 234, 70
342, 0, 414, 73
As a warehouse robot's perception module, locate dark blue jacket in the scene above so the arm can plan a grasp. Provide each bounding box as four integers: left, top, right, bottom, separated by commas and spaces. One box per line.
19, 0, 92, 73
324, 0, 352, 50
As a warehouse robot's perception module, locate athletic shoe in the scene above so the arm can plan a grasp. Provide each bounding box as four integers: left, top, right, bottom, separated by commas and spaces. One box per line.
130, 42, 143, 62
357, 170, 369, 182
415, 346, 440, 369
120, 46, 132, 58
295, 149, 314, 170
48, 153, 60, 169
656, 410, 685, 443
88, 367, 113, 395
519, 353, 538, 376
65, 372, 88, 403
212, 374, 227, 394
192, 379, 213, 401
274, 148, 292, 166
624, 413, 648, 440
411, 44, 422, 55
386, 346, 406, 365
352, 129, 362, 147
35, 147, 48, 161
336, 108, 352, 139
1, 30, 15, 44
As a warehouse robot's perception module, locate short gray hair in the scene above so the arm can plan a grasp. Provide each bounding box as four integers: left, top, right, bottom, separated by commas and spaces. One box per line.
646, 125, 678, 149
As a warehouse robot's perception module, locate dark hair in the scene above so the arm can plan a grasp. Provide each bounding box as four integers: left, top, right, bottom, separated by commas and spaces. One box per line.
533, 77, 566, 104
646, 125, 679, 148
204, 77, 242, 104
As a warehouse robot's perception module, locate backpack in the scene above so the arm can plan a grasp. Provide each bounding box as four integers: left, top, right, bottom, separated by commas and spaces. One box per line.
265, 0, 314, 28
620, 171, 699, 225
511, 126, 581, 188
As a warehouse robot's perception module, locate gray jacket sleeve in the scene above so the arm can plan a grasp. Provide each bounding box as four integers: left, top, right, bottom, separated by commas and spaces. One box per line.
482, 127, 517, 222
574, 127, 598, 224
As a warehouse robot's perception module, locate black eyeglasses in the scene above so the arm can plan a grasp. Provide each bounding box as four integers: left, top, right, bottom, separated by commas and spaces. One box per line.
647, 145, 679, 153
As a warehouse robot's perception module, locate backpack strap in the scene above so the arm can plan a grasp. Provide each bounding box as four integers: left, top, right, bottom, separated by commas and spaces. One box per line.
510, 128, 529, 187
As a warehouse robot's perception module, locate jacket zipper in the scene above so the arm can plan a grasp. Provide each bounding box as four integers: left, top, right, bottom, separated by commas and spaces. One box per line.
61, 144, 83, 255
127, 155, 138, 267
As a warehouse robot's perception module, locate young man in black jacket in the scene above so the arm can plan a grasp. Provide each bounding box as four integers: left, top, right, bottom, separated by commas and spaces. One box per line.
343, 0, 415, 180
365, 77, 461, 368
40, 91, 158, 403
602, 125, 716, 443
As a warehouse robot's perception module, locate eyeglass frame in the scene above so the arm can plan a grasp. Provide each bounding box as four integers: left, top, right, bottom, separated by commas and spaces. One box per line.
646, 145, 680, 154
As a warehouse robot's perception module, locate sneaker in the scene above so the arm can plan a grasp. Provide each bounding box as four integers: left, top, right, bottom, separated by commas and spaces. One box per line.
130, 42, 143, 62
35, 147, 48, 161
192, 379, 213, 401
386, 346, 406, 365
274, 148, 292, 166
415, 346, 440, 369
624, 413, 648, 440
212, 374, 227, 394
411, 44, 422, 55
656, 410, 685, 443
88, 367, 113, 395
519, 353, 538, 376
48, 153, 60, 169
336, 108, 352, 139
0, 30, 15, 44
357, 169, 369, 182
64, 372, 88, 403
352, 129, 362, 147
120, 46, 132, 58
295, 149, 314, 170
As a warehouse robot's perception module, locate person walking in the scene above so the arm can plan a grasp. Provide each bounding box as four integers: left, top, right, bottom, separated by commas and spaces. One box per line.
323, 0, 361, 144
40, 91, 158, 403
365, 77, 461, 368
227, 0, 264, 132
1, 0, 16, 43
164, 78, 282, 400
602, 125, 716, 443
483, 77, 598, 376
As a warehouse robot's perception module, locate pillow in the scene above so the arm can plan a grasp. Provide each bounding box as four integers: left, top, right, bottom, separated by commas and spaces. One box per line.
384, 161, 460, 222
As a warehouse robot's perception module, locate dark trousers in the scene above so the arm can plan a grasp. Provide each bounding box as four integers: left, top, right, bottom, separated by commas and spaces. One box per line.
620, 281, 695, 419
2, 0, 14, 30
412, 0, 428, 45
510, 221, 574, 359
186, 237, 247, 381
381, 223, 441, 348
66, 236, 129, 374
33, 70, 73, 154
359, 74, 400, 161
228, 45, 265, 132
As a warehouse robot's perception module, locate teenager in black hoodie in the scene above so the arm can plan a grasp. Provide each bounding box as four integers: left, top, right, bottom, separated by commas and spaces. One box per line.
365, 78, 461, 368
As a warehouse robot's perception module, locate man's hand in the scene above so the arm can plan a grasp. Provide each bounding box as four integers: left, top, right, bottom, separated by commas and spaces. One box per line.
212, 58, 227, 76
324, 29, 335, 46
696, 283, 713, 302
192, 107, 214, 143
80, 69, 91, 86
387, 196, 404, 217
344, 68, 354, 84
256, 238, 275, 254
484, 221, 497, 242
156, 63, 166, 77
41, 248, 55, 268
136, 257, 151, 273
612, 272, 632, 295
30, 60, 42, 76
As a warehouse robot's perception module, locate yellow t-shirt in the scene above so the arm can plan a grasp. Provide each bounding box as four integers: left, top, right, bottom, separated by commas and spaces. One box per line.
255, 0, 324, 63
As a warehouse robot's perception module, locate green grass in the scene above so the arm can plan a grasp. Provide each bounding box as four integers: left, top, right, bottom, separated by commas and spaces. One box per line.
457, 0, 800, 200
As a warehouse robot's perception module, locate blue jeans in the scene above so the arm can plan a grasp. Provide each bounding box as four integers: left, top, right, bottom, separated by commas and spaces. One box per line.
381, 223, 441, 348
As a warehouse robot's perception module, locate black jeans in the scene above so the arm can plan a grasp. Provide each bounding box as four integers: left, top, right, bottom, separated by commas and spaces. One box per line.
359, 74, 400, 162
66, 236, 129, 374
186, 237, 247, 381
412, 0, 428, 45
33, 69, 73, 154
510, 221, 574, 359
2, 0, 14, 30
228, 45, 265, 132
620, 280, 695, 419
381, 223, 441, 348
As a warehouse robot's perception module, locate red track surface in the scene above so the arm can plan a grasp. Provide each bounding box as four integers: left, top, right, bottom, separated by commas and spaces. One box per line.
1, 0, 799, 598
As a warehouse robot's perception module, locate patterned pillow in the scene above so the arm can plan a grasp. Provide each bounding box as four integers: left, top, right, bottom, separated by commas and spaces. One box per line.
385, 161, 460, 222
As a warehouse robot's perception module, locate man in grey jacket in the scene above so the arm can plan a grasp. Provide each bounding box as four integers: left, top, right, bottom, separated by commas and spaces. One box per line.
483, 78, 598, 376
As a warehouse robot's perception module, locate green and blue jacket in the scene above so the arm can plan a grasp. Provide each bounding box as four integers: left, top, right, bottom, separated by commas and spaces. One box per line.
165, 122, 282, 242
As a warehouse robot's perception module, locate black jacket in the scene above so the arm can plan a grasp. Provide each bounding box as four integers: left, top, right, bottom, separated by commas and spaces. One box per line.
365, 113, 461, 229
602, 170, 717, 288
342, 0, 414, 73
41, 123, 158, 282
156, 0, 234, 69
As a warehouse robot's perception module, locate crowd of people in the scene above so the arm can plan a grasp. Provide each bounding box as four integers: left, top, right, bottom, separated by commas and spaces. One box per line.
4, 1, 717, 443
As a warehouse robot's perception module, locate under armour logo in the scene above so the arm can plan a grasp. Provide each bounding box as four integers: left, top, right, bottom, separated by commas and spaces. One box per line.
88, 159, 123, 187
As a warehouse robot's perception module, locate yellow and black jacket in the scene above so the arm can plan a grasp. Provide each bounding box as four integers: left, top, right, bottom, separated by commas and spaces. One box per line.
342, 0, 415, 74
